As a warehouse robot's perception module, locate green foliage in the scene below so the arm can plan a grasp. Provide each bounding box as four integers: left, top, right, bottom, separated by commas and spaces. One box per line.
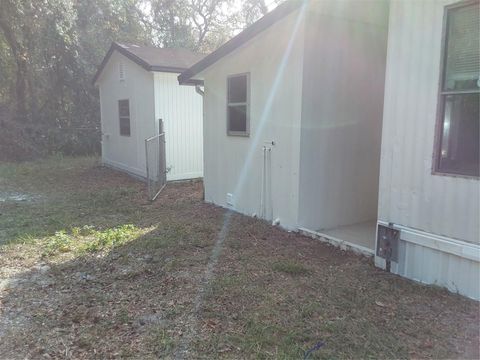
0, 0, 273, 158
149, 328, 176, 355
272, 260, 310, 276
42, 224, 145, 256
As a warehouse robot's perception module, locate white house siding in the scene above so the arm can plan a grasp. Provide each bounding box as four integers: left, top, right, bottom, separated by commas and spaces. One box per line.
377, 0, 480, 299
298, 0, 389, 231
201, 8, 306, 229
98, 51, 155, 178
153, 72, 203, 181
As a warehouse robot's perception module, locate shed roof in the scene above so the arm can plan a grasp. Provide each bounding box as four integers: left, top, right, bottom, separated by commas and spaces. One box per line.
93, 42, 205, 84
178, 0, 304, 84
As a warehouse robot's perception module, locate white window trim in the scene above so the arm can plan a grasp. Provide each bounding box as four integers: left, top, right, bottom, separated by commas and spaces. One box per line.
432, 0, 479, 179
227, 73, 250, 137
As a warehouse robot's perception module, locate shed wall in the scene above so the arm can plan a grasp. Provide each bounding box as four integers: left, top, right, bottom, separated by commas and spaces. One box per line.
154, 72, 203, 181
98, 51, 155, 178
202, 8, 306, 229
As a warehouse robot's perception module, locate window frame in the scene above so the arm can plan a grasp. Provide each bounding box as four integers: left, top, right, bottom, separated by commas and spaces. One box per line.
432, 0, 479, 179
226, 72, 250, 137
118, 99, 131, 137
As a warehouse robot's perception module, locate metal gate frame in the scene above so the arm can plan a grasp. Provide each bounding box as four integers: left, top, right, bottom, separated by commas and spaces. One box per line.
145, 119, 166, 201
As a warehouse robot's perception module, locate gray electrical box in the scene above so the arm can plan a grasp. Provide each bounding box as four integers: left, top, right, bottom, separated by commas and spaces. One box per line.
376, 225, 400, 262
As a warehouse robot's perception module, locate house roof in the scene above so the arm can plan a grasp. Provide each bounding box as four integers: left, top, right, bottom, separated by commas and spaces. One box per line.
178, 0, 304, 85
93, 42, 205, 84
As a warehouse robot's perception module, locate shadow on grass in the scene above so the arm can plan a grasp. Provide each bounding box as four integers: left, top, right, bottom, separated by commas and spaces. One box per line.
0, 182, 225, 358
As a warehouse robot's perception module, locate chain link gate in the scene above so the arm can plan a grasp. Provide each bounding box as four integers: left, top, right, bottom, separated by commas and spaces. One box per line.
145, 119, 166, 201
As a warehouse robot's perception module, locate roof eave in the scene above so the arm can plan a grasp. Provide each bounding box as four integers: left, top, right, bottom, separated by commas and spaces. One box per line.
93, 43, 196, 85
178, 0, 304, 85
150, 65, 189, 74
93, 42, 154, 85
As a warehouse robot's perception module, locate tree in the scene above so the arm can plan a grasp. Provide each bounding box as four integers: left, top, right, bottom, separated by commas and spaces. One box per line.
0, 0, 35, 121
0, 0, 278, 157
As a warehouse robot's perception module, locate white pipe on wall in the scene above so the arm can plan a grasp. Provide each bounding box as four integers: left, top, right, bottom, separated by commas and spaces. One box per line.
260, 146, 266, 219
260, 141, 275, 221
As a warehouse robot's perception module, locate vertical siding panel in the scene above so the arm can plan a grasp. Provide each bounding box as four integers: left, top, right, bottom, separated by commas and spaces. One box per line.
153, 72, 203, 181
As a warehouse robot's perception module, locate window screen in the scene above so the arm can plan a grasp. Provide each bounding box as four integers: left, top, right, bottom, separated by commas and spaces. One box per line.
118, 99, 130, 136
227, 74, 249, 135
435, 1, 479, 177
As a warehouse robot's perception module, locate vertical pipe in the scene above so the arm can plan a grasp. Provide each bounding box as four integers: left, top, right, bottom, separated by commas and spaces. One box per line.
145, 138, 150, 200
268, 147, 272, 221
260, 146, 266, 218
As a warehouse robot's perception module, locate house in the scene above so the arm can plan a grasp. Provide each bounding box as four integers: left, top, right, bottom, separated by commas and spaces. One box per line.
179, 0, 479, 300
179, 2, 388, 249
375, 0, 479, 300
93, 42, 204, 181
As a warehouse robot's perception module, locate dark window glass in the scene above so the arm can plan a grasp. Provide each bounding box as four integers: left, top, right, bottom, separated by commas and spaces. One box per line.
438, 94, 479, 176
435, 2, 479, 177
228, 75, 247, 103
228, 105, 247, 132
118, 100, 131, 136
227, 74, 249, 135
119, 99, 130, 117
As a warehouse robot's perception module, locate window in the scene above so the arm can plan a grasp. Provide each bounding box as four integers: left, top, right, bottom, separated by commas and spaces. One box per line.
434, 1, 479, 177
118, 99, 130, 136
119, 61, 126, 81
227, 73, 249, 136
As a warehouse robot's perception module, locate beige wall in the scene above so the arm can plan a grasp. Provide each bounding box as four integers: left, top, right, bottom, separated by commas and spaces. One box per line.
379, 0, 479, 244
98, 51, 155, 177
298, 0, 389, 231
202, 9, 306, 229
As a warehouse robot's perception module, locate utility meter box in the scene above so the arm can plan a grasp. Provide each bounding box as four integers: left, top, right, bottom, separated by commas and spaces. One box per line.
376, 225, 400, 262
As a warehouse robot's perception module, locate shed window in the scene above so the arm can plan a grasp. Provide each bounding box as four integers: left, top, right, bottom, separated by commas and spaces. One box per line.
118, 99, 130, 136
227, 73, 249, 136
434, 1, 479, 177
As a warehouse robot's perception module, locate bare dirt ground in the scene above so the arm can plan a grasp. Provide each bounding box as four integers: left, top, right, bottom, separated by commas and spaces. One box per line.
0, 157, 478, 359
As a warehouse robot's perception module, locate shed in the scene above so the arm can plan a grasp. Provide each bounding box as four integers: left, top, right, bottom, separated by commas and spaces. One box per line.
94, 42, 204, 181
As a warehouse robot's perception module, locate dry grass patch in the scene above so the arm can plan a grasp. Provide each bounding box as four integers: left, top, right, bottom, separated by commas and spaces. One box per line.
0, 157, 478, 359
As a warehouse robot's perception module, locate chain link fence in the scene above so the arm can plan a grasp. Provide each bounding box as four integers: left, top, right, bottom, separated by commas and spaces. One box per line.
145, 120, 166, 201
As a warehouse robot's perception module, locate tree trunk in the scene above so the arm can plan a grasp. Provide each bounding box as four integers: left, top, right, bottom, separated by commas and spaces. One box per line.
14, 56, 28, 122
0, 17, 29, 122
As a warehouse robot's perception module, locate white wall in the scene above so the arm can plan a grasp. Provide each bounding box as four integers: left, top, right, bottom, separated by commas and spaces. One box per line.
298, 0, 389, 231
154, 72, 203, 181
379, 0, 479, 244
201, 8, 306, 229
98, 51, 155, 178
377, 0, 479, 300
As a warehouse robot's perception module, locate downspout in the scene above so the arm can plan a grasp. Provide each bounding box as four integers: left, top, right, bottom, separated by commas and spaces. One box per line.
195, 84, 204, 97
195, 83, 205, 201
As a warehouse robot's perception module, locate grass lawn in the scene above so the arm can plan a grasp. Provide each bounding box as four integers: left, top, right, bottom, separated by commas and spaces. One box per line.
0, 157, 478, 359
